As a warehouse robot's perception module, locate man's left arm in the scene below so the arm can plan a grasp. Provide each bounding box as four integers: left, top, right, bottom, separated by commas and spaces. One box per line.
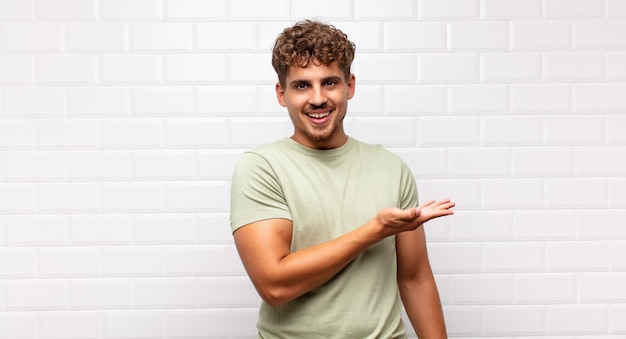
396, 225, 447, 339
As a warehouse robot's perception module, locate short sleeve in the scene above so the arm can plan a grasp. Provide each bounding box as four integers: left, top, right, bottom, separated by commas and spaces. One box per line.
398, 159, 419, 210
229, 152, 292, 233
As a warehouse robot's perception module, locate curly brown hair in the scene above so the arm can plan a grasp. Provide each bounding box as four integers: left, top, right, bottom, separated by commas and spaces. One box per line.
271, 20, 356, 87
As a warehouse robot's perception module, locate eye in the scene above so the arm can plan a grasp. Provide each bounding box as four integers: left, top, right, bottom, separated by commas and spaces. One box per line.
295, 83, 308, 90
324, 80, 337, 87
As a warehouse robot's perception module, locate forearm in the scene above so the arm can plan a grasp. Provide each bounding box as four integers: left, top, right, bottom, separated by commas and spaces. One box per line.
399, 277, 447, 339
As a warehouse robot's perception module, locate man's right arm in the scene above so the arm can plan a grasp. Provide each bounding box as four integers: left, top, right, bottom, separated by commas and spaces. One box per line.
233, 201, 453, 307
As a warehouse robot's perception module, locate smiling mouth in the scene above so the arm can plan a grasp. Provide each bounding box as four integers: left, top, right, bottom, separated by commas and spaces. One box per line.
306, 111, 331, 119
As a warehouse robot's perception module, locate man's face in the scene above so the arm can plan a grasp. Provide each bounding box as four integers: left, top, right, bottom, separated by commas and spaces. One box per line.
276, 60, 355, 150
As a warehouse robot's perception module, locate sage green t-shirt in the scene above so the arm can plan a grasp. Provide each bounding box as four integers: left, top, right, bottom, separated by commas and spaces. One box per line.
230, 137, 418, 339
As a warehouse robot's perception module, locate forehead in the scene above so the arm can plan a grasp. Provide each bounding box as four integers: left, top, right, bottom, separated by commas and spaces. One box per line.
285, 61, 344, 82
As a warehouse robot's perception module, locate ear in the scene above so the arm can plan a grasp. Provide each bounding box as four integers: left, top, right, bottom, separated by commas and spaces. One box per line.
275, 82, 287, 107
347, 74, 356, 100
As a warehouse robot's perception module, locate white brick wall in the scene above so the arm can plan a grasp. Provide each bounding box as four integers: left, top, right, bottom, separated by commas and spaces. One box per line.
0, 0, 625, 338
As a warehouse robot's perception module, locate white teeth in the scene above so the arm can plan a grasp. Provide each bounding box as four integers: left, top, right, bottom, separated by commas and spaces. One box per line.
308, 112, 330, 119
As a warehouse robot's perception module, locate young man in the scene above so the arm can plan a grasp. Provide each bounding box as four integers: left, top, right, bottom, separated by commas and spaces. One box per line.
230, 20, 455, 338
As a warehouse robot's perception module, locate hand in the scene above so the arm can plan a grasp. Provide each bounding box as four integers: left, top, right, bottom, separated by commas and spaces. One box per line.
374, 199, 455, 238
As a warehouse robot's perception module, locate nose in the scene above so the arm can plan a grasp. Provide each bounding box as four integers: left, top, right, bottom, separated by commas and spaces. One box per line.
308, 85, 327, 106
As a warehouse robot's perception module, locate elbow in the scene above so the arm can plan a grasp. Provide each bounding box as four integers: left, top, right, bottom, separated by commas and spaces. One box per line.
256, 284, 292, 307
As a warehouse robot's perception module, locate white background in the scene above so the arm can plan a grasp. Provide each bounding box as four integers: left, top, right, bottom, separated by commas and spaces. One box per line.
0, 0, 626, 338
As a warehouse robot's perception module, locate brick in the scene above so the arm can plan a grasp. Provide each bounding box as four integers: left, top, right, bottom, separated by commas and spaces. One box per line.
544, 115, 605, 146
0, 248, 36, 277
512, 21, 571, 50
101, 182, 164, 212
230, 117, 291, 147
3, 87, 65, 117
101, 55, 161, 84
68, 87, 129, 116
197, 86, 256, 115
513, 147, 574, 178
5, 279, 67, 310
448, 22, 509, 51
65, 23, 128, 51
419, 0, 479, 19
575, 83, 626, 113
103, 246, 164, 276
100, 118, 163, 148
544, 0, 605, 18
167, 245, 229, 275
0, 0, 33, 20
450, 211, 512, 241
37, 119, 99, 149
418, 53, 478, 83
36, 0, 97, 19
546, 178, 607, 208
574, 20, 626, 49
70, 278, 132, 309
39, 311, 100, 339
547, 305, 608, 335
132, 86, 194, 115
36, 56, 97, 84
38, 247, 100, 277
229, 0, 289, 19
609, 178, 626, 207
0, 120, 34, 149
196, 22, 257, 51
0, 312, 36, 339
131, 23, 192, 51
608, 115, 626, 145
449, 148, 510, 178
292, 0, 351, 19
346, 85, 384, 116
197, 213, 233, 244
393, 148, 448, 179
101, 0, 162, 19
166, 0, 227, 19
482, 116, 543, 145
165, 118, 228, 147
355, 0, 415, 18
611, 241, 626, 271
168, 309, 228, 338
103, 310, 164, 338
449, 85, 509, 114
578, 210, 626, 239
165, 54, 226, 83
579, 273, 626, 302
427, 243, 482, 273
484, 306, 545, 336
451, 274, 513, 305
198, 277, 260, 307
351, 117, 417, 147
418, 179, 482, 210
482, 53, 541, 82
576, 147, 626, 176
515, 273, 576, 303
482, 0, 541, 19
133, 150, 194, 180
4, 215, 66, 245
197, 150, 244, 180
228, 54, 281, 83
544, 52, 604, 82
2, 23, 63, 52
484, 242, 545, 272
228, 245, 246, 275
443, 306, 482, 336
352, 53, 416, 83
0, 56, 32, 84
335, 22, 383, 51
511, 84, 572, 114
2, 151, 66, 181
69, 214, 132, 245
258, 85, 286, 114
134, 277, 196, 308
611, 305, 626, 333
608, 0, 626, 18
135, 214, 195, 244
0, 184, 36, 214
385, 22, 445, 51
548, 241, 609, 272
166, 182, 230, 212
37, 183, 99, 213
68, 151, 131, 180
607, 52, 626, 81
514, 210, 576, 240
